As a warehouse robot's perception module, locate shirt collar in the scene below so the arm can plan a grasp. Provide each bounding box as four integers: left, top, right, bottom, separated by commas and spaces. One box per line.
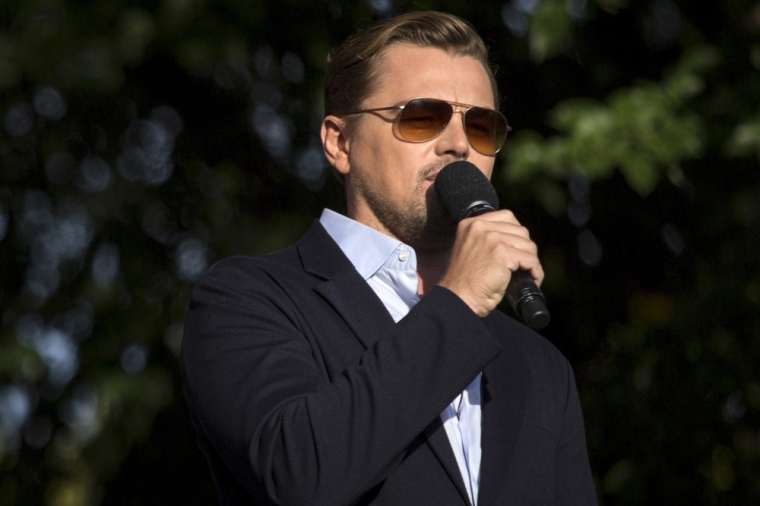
319, 209, 416, 279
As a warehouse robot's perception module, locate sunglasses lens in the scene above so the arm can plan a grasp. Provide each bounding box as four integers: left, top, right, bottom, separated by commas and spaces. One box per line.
394, 99, 508, 155
464, 107, 508, 156
397, 99, 453, 142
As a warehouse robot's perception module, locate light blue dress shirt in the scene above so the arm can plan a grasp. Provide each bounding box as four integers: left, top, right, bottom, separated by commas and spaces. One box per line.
320, 209, 482, 505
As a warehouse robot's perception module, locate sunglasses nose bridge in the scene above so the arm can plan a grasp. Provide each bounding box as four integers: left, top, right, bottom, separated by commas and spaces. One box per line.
426, 103, 462, 138
448, 106, 475, 136
435, 106, 472, 155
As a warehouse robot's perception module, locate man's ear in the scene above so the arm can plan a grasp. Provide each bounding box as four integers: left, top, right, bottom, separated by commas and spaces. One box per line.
321, 115, 351, 177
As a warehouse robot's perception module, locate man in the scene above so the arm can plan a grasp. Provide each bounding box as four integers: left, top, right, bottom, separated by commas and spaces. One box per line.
181, 11, 596, 506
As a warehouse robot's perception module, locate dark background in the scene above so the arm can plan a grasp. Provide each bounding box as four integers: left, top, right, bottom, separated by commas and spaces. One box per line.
1, 0, 759, 504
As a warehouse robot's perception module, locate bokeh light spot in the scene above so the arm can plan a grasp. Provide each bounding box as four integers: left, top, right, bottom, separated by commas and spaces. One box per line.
19, 190, 53, 231
150, 105, 183, 136
4, 102, 34, 137
15, 313, 45, 349
501, 3, 528, 37
295, 146, 327, 191
723, 391, 746, 423
54, 305, 94, 341
567, 201, 591, 228
661, 223, 684, 255
0, 385, 32, 432
33, 86, 67, 120
116, 118, 176, 186
35, 327, 79, 388
367, 0, 392, 16
253, 47, 277, 80
120, 342, 148, 374
250, 81, 283, 108
565, 0, 587, 20
27, 206, 94, 274
578, 229, 603, 266
16, 315, 81, 387
91, 242, 120, 287
77, 156, 112, 192
175, 237, 207, 282
59, 383, 99, 440
252, 105, 293, 162
25, 265, 61, 301
281, 52, 304, 84
568, 177, 590, 202
514, 0, 540, 13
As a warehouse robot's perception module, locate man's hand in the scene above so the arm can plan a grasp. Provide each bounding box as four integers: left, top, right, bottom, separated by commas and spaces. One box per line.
439, 210, 544, 318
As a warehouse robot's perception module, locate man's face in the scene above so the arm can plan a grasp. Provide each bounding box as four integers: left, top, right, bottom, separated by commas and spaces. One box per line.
329, 44, 497, 252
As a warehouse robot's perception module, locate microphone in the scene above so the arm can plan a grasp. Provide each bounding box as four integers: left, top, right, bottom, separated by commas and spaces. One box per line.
434, 161, 550, 330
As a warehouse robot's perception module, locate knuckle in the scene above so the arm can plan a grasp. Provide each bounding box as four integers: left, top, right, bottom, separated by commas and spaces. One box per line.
493, 241, 512, 259
502, 210, 518, 224
469, 218, 488, 233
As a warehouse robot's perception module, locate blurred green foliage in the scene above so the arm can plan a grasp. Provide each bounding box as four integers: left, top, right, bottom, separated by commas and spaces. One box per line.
508, 45, 717, 194
0, 0, 759, 505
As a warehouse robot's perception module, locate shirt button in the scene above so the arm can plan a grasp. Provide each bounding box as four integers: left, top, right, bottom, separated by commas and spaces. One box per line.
398, 251, 408, 261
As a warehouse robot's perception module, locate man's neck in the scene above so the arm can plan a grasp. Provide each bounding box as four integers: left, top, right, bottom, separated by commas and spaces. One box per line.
345, 205, 454, 297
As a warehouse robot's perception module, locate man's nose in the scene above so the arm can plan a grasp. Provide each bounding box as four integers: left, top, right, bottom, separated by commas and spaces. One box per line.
434, 110, 470, 158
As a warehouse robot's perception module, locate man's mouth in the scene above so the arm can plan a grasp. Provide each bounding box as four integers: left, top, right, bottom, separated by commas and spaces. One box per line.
425, 171, 439, 182
422, 162, 449, 183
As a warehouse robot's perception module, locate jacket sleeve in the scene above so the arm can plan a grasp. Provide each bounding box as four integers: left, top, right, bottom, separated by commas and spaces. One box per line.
180, 257, 501, 506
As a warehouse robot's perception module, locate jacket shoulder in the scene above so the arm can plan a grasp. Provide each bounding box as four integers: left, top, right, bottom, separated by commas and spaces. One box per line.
196, 245, 305, 288
487, 310, 574, 389
489, 310, 566, 355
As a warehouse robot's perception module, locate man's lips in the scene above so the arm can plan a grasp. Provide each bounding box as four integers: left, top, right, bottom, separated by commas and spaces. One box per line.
423, 165, 446, 182
424, 160, 461, 183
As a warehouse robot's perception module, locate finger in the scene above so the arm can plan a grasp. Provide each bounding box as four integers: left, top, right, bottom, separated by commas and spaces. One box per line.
488, 243, 545, 286
460, 209, 520, 226
459, 215, 531, 241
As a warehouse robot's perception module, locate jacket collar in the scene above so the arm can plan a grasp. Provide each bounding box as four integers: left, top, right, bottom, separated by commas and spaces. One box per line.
297, 219, 355, 280
296, 220, 395, 350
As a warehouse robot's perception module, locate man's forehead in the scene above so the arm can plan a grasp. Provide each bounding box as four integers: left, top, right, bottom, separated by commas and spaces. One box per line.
369, 44, 497, 108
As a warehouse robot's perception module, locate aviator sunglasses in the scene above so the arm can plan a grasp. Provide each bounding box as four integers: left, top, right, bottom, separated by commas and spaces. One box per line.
345, 97, 510, 156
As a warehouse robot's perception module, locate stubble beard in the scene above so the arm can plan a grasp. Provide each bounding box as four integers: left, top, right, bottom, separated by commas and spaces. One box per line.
355, 162, 457, 254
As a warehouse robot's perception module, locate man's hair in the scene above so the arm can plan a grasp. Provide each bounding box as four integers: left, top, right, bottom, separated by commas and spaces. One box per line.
324, 11, 499, 133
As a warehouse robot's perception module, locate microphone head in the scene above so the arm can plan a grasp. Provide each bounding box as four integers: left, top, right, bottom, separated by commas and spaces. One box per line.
434, 161, 499, 223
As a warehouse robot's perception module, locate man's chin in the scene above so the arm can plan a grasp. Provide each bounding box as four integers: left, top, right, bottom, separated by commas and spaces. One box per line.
409, 209, 457, 254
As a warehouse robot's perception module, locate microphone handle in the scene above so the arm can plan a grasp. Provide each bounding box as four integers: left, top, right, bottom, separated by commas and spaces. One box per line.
465, 208, 551, 330
505, 270, 551, 330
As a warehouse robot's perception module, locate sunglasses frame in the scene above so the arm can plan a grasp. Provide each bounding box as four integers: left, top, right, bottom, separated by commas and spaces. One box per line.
344, 97, 510, 156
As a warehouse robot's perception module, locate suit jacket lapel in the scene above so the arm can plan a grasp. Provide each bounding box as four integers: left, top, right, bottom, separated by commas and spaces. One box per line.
297, 220, 475, 503
477, 316, 529, 506
424, 418, 473, 505
296, 220, 395, 350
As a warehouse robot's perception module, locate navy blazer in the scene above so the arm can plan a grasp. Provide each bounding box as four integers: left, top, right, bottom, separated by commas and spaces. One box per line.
181, 221, 596, 506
